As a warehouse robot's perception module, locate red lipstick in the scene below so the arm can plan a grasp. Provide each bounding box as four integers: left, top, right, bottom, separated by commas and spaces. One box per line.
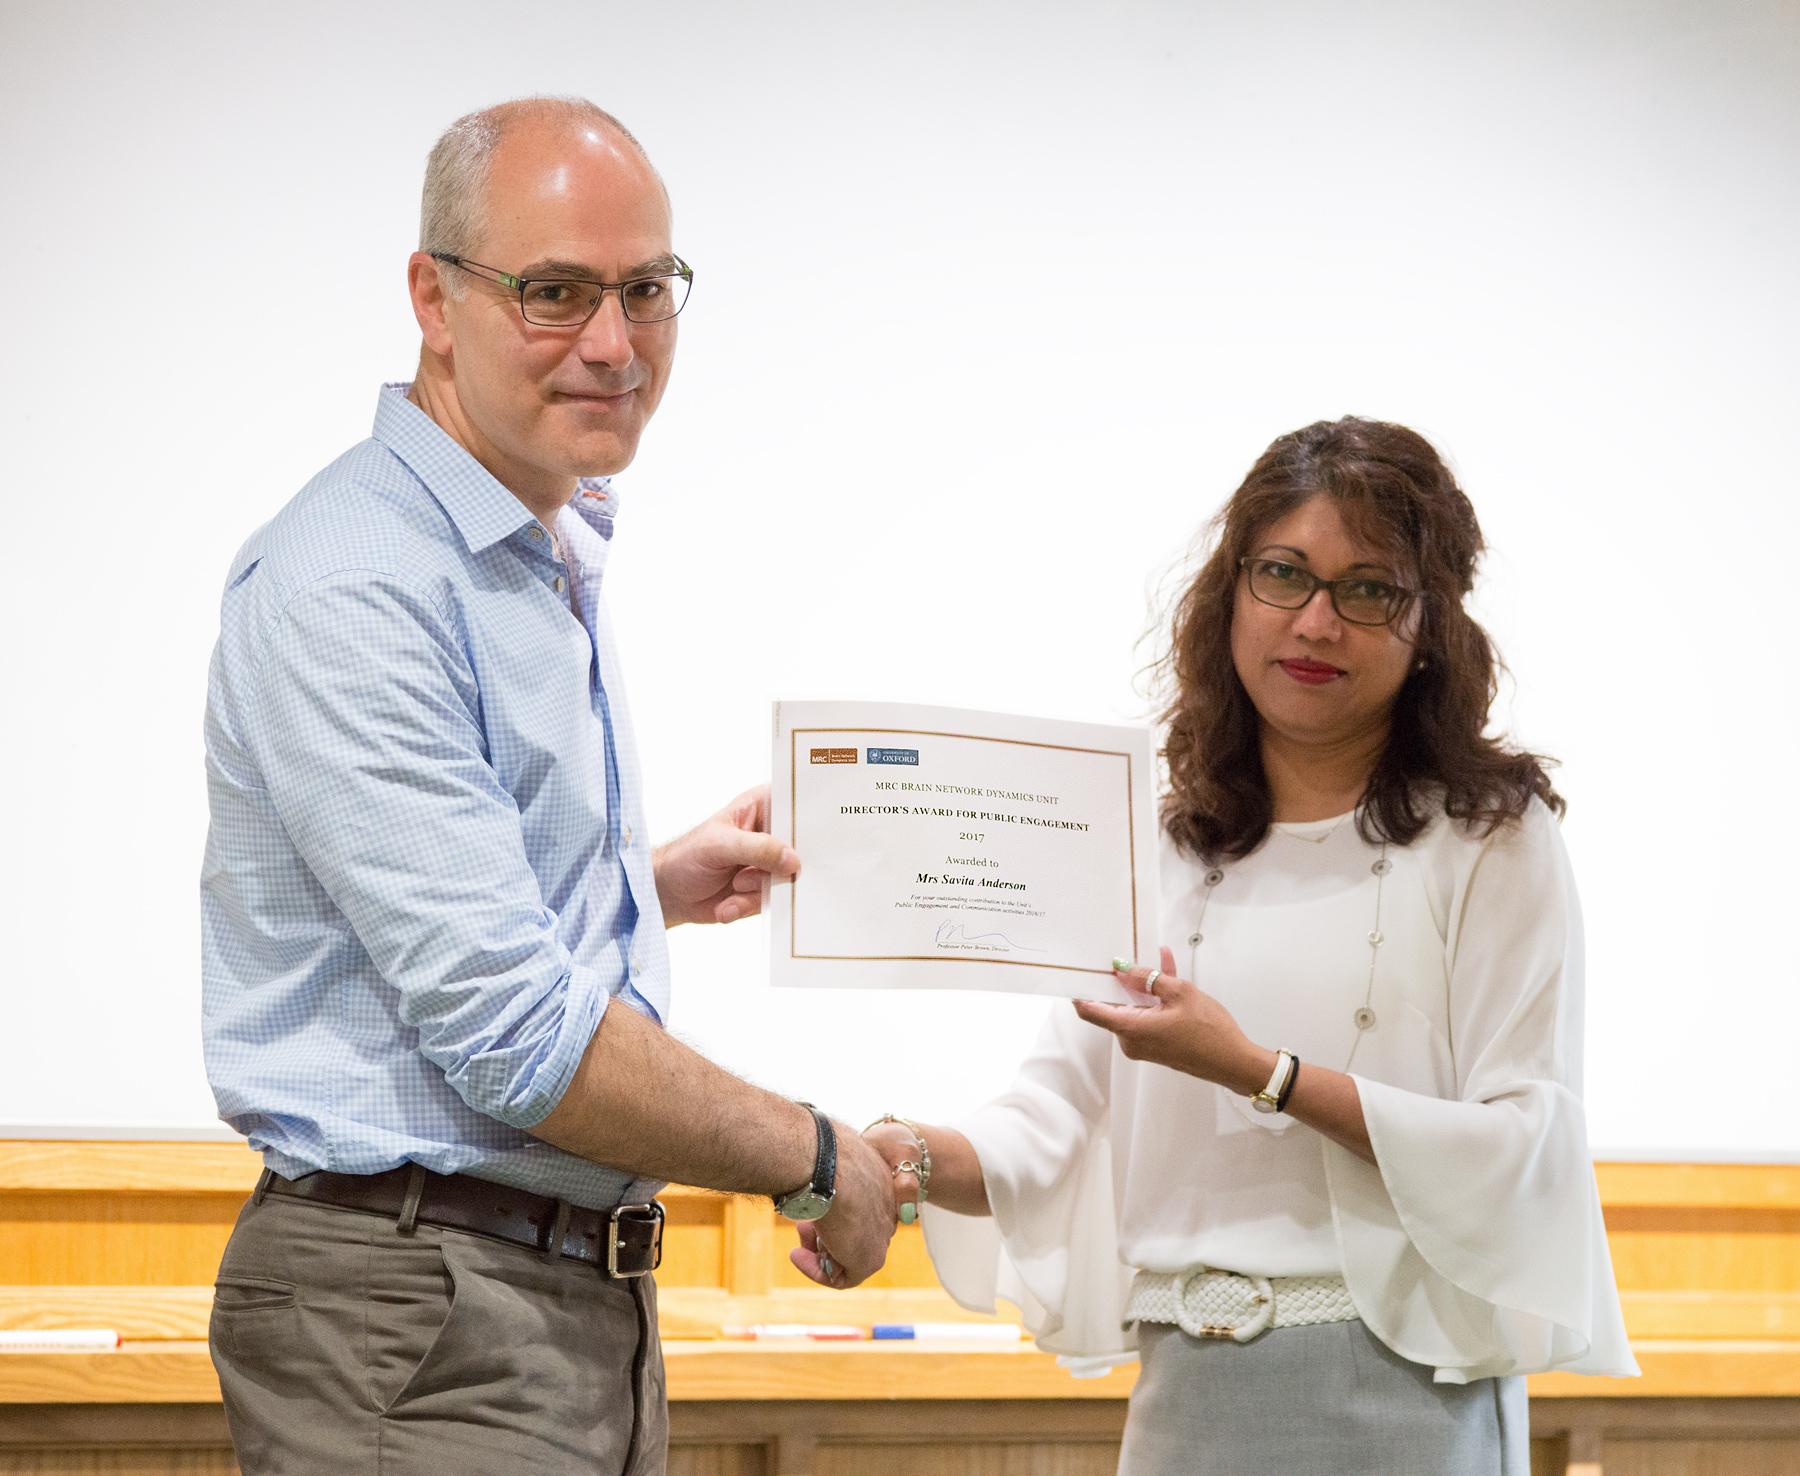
1279, 659, 1343, 686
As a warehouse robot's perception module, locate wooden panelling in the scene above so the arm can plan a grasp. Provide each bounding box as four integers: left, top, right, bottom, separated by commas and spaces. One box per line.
1528, 1341, 1800, 1398
5, 1398, 1798, 1476
0, 1345, 218, 1405
660, 1189, 729, 1288
0, 1195, 242, 1287
668, 1447, 770, 1476
814, 1444, 1121, 1476
723, 1192, 777, 1297
1604, 1207, 1800, 1296
0, 1144, 258, 1196
3, 1142, 1800, 1475
1621, 1291, 1800, 1340
0, 1453, 240, 1473
1598, 1440, 1800, 1475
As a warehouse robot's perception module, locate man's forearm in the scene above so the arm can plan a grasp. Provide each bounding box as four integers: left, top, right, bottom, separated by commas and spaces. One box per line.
530, 998, 818, 1194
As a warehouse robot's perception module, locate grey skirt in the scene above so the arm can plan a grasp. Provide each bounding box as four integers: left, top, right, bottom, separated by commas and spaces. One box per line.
1118, 1319, 1528, 1476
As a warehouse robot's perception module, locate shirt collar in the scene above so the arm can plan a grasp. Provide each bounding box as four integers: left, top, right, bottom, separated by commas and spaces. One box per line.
372, 382, 620, 552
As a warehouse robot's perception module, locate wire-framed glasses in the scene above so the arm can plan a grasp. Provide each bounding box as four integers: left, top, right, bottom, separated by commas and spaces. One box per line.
431, 253, 694, 325
1238, 556, 1421, 628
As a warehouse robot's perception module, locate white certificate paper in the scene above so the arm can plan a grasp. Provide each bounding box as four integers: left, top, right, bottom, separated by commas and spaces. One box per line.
768, 701, 1159, 1003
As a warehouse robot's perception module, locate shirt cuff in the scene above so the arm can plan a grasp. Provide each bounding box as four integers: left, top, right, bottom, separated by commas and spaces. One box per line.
458, 964, 610, 1131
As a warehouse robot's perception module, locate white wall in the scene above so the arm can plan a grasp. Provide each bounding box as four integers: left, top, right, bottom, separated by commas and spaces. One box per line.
2, 0, 1794, 1157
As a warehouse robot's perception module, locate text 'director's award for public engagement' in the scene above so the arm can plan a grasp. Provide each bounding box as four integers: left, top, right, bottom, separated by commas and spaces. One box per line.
768, 701, 1159, 1002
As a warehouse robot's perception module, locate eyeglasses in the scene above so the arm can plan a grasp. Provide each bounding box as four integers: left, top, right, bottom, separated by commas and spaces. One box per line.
430, 253, 694, 326
1238, 556, 1421, 628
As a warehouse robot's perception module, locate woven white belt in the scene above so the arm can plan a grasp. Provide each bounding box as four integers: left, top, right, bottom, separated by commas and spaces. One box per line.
1127, 1268, 1357, 1344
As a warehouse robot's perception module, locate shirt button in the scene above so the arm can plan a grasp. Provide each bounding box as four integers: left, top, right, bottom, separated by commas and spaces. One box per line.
622, 824, 634, 848
631, 956, 642, 976
553, 575, 566, 593
528, 526, 546, 540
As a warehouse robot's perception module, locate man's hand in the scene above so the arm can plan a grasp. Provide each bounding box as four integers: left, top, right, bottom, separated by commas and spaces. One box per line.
788, 1126, 897, 1288
653, 784, 800, 926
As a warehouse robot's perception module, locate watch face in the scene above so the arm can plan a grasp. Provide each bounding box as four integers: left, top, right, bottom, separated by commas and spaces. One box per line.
778, 1189, 833, 1222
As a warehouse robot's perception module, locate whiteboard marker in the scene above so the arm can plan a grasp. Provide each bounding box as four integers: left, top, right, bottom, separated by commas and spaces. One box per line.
0, 1329, 122, 1352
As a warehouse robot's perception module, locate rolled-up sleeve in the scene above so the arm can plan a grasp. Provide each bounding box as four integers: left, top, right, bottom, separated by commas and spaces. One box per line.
248, 570, 606, 1129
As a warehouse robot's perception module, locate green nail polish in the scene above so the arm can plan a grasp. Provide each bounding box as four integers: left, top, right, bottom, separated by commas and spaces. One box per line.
1112, 957, 1130, 973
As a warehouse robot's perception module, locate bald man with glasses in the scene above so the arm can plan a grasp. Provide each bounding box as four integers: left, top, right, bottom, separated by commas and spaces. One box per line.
201, 97, 894, 1474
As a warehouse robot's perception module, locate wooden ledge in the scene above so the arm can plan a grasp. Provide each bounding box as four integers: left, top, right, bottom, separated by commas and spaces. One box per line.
2, 1337, 1795, 1406
1593, 1162, 1800, 1211
9, 1141, 1798, 1206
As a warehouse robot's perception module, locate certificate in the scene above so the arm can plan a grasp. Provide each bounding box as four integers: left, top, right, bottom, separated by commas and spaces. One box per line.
768, 701, 1159, 1003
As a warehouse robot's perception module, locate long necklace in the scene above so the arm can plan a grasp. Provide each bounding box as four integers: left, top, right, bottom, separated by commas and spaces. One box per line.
1185, 841, 1390, 1072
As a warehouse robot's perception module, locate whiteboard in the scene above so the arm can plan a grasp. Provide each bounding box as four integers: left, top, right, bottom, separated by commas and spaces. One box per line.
1, 0, 1794, 1159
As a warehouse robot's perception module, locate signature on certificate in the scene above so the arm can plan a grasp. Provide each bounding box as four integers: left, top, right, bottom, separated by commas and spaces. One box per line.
933, 919, 1047, 954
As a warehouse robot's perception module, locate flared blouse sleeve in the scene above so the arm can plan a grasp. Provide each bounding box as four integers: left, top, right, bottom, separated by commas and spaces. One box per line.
1329, 801, 1638, 1382
921, 1001, 1139, 1363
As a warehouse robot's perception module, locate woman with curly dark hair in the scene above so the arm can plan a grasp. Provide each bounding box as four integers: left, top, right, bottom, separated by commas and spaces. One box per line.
865, 418, 1635, 1473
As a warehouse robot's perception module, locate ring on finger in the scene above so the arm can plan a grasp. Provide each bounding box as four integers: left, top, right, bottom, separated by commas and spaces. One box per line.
1143, 968, 1162, 992
820, 1253, 837, 1280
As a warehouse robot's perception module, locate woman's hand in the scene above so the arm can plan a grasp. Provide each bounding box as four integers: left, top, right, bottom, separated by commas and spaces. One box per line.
863, 1119, 923, 1222
859, 1118, 991, 1218
1074, 946, 1275, 1094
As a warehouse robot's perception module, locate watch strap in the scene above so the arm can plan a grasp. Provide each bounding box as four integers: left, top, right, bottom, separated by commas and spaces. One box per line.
802, 1101, 836, 1199
1251, 1050, 1295, 1114
774, 1102, 836, 1210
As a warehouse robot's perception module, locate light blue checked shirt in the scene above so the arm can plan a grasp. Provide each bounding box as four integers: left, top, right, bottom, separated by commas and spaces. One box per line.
201, 383, 671, 1209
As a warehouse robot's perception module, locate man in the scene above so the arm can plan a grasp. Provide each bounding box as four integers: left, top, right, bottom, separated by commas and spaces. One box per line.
200, 96, 893, 1474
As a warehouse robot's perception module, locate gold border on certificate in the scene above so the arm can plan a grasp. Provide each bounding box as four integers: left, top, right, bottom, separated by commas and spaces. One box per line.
787, 726, 1140, 975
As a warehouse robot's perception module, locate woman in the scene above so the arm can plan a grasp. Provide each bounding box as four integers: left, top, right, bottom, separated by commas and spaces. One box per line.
849, 418, 1635, 1473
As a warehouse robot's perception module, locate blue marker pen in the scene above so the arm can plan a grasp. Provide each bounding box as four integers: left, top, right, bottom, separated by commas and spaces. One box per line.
870, 1323, 1023, 1342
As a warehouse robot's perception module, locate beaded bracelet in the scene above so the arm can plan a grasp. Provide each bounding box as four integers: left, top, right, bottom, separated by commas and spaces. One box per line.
866, 1114, 932, 1224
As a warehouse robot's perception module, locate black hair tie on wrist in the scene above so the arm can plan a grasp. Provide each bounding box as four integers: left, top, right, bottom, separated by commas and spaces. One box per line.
1276, 1054, 1301, 1112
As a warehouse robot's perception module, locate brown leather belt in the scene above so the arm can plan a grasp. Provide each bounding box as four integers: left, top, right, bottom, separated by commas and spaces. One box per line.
259, 1164, 664, 1277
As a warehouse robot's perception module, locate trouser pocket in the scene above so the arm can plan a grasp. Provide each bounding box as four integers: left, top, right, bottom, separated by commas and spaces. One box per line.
210, 1273, 298, 1360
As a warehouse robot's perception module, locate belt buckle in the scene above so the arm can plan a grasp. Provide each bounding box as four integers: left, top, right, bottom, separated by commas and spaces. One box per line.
607, 1200, 665, 1279
1171, 1269, 1275, 1344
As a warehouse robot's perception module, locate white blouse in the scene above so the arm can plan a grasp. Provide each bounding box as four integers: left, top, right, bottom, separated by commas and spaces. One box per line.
921, 799, 1637, 1384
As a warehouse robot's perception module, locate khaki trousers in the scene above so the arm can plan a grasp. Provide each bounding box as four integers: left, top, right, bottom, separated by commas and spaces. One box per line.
210, 1188, 667, 1475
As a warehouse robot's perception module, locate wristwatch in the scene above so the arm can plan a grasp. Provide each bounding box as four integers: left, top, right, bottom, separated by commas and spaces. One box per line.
773, 1103, 837, 1222
1250, 1049, 1297, 1115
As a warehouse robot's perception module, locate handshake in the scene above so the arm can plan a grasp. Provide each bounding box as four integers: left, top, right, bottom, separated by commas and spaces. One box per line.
788, 1114, 971, 1289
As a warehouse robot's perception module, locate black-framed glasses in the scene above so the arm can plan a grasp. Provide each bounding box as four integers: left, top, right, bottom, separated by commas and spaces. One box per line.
1238, 556, 1422, 628
431, 253, 694, 326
